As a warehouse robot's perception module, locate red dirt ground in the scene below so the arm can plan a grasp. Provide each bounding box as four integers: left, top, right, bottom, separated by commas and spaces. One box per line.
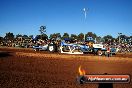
0, 47, 132, 88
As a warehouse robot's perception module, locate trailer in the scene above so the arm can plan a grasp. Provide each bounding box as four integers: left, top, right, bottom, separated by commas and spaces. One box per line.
60, 42, 83, 54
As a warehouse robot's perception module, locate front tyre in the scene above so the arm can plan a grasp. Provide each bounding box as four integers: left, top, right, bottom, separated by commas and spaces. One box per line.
97, 50, 103, 56
34, 48, 39, 51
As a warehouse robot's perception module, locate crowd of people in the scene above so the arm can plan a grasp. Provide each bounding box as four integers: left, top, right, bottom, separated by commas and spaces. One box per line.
103, 42, 132, 53
0, 37, 132, 54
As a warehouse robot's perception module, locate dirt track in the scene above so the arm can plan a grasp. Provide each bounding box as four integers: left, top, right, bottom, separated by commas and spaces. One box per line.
0, 47, 132, 88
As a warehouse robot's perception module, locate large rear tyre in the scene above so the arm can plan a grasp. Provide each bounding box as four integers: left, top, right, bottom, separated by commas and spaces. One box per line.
48, 43, 57, 52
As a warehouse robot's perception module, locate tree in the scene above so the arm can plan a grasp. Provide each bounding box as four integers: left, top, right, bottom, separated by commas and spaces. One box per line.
62, 33, 69, 39
29, 35, 33, 38
96, 36, 102, 43
56, 33, 61, 39
39, 25, 47, 40
49, 33, 61, 40
49, 34, 53, 39
78, 33, 84, 41
15, 34, 23, 41
36, 34, 48, 40
116, 34, 128, 43
4, 32, 14, 41
120, 35, 128, 43
16, 34, 22, 38
85, 32, 97, 39
129, 36, 132, 44
41, 34, 48, 40
0, 36, 3, 43
70, 34, 78, 40
36, 35, 41, 40
23, 35, 28, 39
117, 33, 122, 43
103, 35, 113, 43
39, 26, 46, 35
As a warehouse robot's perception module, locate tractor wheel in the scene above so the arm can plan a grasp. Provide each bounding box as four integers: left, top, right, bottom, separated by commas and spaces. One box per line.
48, 43, 57, 52
34, 48, 39, 51
97, 50, 103, 56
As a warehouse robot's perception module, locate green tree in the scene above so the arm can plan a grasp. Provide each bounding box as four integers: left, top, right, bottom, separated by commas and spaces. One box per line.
85, 32, 97, 40
119, 35, 128, 43
56, 33, 61, 39
49, 33, 61, 40
39, 25, 47, 40
36, 35, 41, 39
49, 34, 53, 39
4, 32, 14, 41
78, 33, 84, 41
16, 34, 22, 38
130, 36, 132, 44
39, 26, 46, 35
103, 35, 113, 43
29, 35, 33, 38
70, 34, 78, 40
36, 34, 48, 40
41, 34, 48, 40
0, 36, 3, 43
96, 36, 102, 43
23, 35, 28, 39
62, 33, 69, 39
15, 34, 23, 41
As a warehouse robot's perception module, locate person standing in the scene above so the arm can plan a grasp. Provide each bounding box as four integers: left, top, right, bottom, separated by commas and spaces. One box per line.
107, 46, 111, 57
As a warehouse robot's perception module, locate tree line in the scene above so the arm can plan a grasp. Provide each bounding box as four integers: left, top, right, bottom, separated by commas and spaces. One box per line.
0, 26, 132, 44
